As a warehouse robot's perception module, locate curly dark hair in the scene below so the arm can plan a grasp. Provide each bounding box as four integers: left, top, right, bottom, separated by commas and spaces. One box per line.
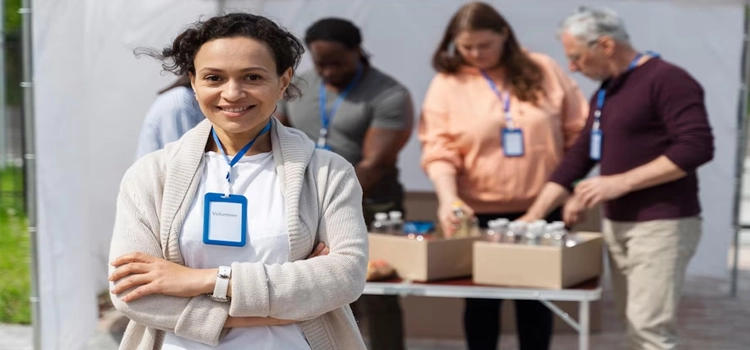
432, 2, 545, 105
135, 13, 305, 99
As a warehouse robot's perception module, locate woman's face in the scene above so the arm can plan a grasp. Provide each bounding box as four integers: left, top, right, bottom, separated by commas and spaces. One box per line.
454, 29, 507, 70
190, 37, 291, 139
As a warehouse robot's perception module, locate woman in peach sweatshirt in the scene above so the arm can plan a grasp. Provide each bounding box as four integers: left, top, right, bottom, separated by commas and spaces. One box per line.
418, 2, 588, 349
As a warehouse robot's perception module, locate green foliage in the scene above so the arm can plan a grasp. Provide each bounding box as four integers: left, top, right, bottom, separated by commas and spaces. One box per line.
4, 0, 22, 105
5, 0, 22, 34
0, 166, 30, 324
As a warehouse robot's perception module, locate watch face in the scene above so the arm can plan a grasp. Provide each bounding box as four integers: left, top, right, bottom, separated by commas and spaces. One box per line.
218, 266, 231, 278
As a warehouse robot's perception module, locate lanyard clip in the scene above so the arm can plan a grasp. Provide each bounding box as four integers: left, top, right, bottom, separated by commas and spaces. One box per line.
504, 113, 515, 130
223, 182, 231, 198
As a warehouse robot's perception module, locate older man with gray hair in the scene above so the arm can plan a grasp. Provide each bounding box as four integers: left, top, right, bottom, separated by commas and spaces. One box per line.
520, 7, 714, 350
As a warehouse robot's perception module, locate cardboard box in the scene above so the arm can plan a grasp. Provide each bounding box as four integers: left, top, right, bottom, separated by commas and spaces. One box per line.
393, 192, 605, 339
473, 232, 603, 289
368, 233, 480, 282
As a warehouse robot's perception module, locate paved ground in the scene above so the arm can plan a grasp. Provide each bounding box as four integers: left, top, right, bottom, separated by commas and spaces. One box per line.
3, 262, 747, 350
0, 324, 33, 350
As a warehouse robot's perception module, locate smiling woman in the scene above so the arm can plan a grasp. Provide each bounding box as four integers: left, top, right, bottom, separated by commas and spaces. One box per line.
191, 36, 289, 155
113, 13, 368, 350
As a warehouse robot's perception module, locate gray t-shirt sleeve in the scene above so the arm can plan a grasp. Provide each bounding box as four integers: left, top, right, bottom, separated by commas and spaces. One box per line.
370, 86, 413, 130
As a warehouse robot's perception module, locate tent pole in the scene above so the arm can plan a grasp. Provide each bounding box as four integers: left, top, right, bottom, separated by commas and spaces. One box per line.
731, 3, 750, 298
20, 0, 40, 347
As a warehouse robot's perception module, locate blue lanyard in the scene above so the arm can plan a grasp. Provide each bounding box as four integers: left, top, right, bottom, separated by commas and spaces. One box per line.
480, 70, 513, 128
211, 120, 272, 193
318, 64, 365, 143
593, 51, 660, 129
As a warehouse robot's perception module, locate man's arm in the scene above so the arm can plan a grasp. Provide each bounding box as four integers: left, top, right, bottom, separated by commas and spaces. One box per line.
624, 65, 713, 188
656, 66, 714, 173
617, 156, 686, 192
356, 127, 411, 196
575, 156, 686, 209
521, 101, 598, 221
355, 86, 414, 196
523, 182, 571, 220
575, 66, 714, 208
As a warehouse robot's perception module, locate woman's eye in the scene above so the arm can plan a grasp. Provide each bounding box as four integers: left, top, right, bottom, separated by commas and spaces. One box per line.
246, 74, 262, 81
204, 75, 221, 82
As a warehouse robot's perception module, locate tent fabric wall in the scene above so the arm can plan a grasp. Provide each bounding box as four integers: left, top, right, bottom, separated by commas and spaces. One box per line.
31, 1, 221, 348
31, 1, 744, 348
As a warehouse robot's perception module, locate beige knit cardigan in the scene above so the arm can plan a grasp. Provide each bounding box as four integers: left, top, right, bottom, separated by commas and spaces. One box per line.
109, 117, 368, 349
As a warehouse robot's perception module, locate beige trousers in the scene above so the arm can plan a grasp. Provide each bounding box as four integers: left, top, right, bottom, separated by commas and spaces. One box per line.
602, 217, 702, 350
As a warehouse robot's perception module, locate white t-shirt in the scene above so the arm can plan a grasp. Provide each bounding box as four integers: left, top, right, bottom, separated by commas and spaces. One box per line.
162, 151, 310, 350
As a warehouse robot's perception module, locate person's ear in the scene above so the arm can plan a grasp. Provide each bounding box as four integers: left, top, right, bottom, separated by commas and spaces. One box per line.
277, 68, 293, 100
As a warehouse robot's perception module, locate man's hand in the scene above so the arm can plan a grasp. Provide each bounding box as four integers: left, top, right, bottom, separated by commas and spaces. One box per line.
574, 175, 631, 209
563, 194, 587, 226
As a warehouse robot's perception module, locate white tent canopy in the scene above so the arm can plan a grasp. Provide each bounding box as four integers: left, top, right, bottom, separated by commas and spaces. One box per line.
29, 0, 747, 348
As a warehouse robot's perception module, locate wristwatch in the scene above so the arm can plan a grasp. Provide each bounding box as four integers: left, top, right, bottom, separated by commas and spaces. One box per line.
211, 266, 231, 302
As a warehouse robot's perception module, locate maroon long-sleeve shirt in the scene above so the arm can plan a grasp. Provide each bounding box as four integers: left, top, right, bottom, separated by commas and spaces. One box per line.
549, 58, 714, 222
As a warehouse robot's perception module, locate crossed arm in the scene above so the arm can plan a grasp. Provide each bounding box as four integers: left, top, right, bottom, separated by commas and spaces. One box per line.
109, 243, 330, 328
108, 158, 367, 345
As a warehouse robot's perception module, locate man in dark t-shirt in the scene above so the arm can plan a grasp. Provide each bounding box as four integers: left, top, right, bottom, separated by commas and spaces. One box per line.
521, 7, 714, 349
276, 18, 413, 350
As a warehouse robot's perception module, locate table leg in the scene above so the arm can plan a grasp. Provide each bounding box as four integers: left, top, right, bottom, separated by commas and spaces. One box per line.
579, 300, 590, 350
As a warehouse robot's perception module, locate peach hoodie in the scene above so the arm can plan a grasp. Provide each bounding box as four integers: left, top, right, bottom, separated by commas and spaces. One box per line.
418, 52, 588, 214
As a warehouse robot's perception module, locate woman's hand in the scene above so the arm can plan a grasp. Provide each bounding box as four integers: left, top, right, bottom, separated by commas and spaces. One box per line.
437, 199, 474, 238
307, 242, 329, 259
109, 252, 214, 302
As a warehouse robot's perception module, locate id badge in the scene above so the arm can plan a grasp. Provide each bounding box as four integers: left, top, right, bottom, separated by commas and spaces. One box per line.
590, 129, 603, 161
203, 193, 247, 247
502, 128, 524, 157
